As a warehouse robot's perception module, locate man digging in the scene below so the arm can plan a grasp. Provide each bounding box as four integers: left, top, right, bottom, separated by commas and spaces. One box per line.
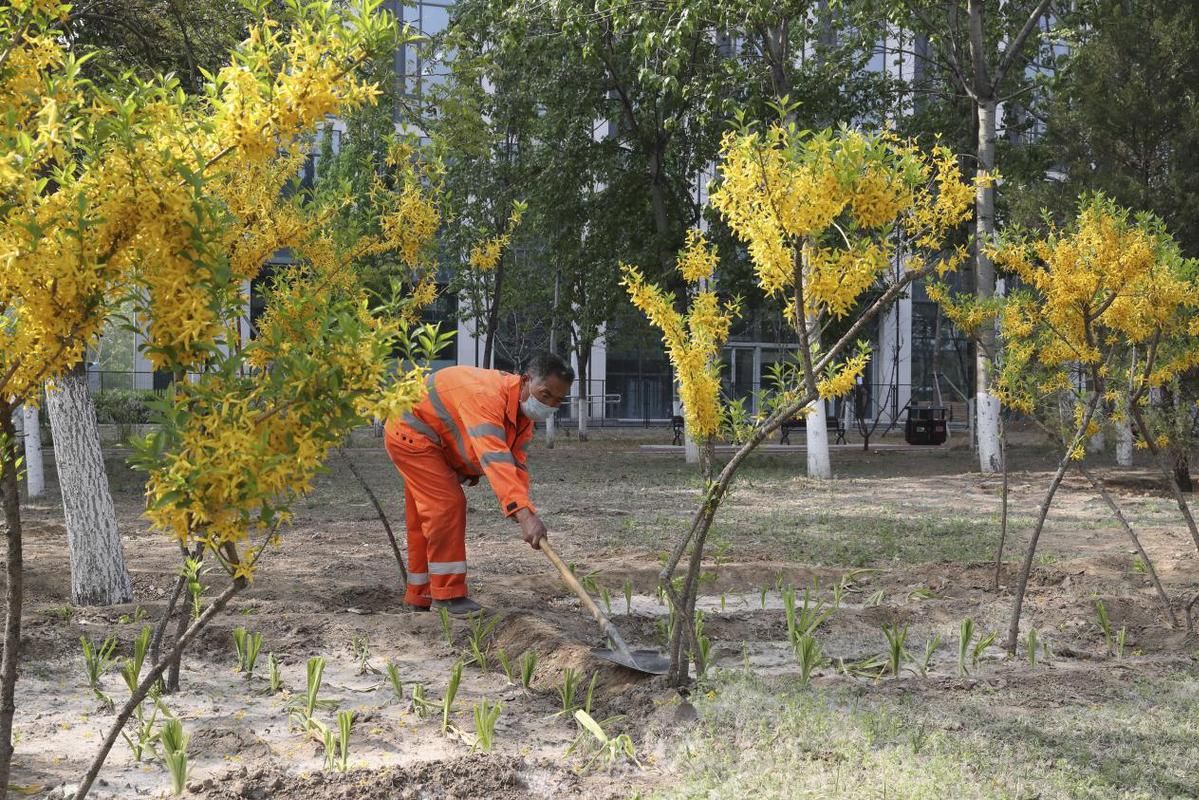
384, 352, 574, 615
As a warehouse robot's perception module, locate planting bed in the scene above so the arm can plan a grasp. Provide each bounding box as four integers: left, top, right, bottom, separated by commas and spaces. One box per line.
9, 427, 1199, 798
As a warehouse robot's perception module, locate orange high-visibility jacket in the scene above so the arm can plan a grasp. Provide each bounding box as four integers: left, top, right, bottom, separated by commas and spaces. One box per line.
395, 366, 535, 517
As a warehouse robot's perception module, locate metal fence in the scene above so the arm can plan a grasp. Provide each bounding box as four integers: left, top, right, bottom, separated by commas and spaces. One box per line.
86, 369, 174, 394
547, 376, 974, 431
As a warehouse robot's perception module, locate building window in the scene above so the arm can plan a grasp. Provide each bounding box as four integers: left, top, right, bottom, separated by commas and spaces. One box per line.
398, 1, 455, 99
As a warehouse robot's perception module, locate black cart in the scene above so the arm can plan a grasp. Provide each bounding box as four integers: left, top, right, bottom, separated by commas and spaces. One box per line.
904, 407, 947, 446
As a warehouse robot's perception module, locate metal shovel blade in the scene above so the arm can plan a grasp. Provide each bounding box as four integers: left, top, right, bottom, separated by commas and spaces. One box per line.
540, 539, 670, 676
591, 647, 671, 675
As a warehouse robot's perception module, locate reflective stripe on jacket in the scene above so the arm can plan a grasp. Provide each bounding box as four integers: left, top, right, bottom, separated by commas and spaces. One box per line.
392, 365, 535, 517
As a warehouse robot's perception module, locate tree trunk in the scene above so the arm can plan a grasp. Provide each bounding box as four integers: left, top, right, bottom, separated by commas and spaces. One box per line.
20, 405, 44, 499
76, 576, 247, 800
45, 364, 132, 606
683, 432, 700, 463
1116, 408, 1134, 466
575, 346, 590, 442
930, 306, 944, 406
975, 98, 1002, 475
795, 252, 830, 479
994, 412, 1009, 590
481, 253, 506, 370
0, 406, 25, 795
1076, 464, 1178, 627
546, 273, 560, 449
1006, 391, 1101, 653
340, 449, 406, 584
1174, 452, 1193, 493
805, 400, 831, 478
1129, 403, 1199, 562
646, 148, 674, 270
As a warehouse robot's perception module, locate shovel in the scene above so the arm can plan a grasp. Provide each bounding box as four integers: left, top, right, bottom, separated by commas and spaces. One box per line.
540, 539, 670, 675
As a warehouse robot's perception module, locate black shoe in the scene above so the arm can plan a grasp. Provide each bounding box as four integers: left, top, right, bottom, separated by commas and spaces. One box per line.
405, 603, 432, 613
431, 597, 483, 616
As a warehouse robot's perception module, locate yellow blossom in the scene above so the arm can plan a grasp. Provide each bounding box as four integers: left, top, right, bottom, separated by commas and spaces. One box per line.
622, 232, 740, 439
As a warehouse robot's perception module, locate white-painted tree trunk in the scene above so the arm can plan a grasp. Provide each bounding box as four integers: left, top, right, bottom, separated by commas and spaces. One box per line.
974, 99, 1002, 474
976, 394, 1002, 472
21, 405, 43, 498
45, 367, 132, 606
576, 397, 589, 442
1116, 411, 1134, 466
684, 428, 700, 464
806, 400, 831, 479
545, 414, 556, 448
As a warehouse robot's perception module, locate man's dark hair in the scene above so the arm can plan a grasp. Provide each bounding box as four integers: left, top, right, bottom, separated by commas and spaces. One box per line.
526, 351, 575, 383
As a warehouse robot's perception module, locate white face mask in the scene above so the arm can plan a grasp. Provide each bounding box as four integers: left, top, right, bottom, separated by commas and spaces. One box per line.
521, 394, 557, 421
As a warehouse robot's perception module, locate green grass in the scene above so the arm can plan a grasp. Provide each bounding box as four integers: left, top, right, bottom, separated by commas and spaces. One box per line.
741, 509, 1023, 567
600, 497, 1027, 568
653, 669, 1199, 799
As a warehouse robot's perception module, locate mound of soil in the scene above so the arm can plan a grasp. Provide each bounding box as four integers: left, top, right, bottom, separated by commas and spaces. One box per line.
190, 756, 582, 800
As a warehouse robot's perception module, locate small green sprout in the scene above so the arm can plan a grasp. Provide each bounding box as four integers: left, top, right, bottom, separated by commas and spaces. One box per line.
80, 634, 118, 706
160, 718, 189, 795
437, 606, 454, 647
556, 668, 581, 716
120, 626, 152, 694
384, 661, 404, 702
1094, 598, 1114, 654
795, 634, 822, 687
267, 652, 283, 694
232, 627, 263, 678
519, 650, 537, 689
350, 634, 374, 675
336, 710, 353, 771
882, 623, 908, 677
496, 649, 515, 683
472, 699, 502, 752
412, 682, 431, 718
958, 618, 975, 676
566, 710, 641, 773
442, 660, 463, 734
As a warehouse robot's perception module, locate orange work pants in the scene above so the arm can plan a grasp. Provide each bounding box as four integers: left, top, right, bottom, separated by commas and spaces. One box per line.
384, 423, 468, 606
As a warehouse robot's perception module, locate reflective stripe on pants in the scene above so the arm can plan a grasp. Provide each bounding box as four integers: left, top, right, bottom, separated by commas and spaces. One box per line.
385, 424, 468, 605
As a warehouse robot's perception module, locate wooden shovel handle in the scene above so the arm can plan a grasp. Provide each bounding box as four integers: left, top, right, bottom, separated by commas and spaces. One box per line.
540, 539, 636, 662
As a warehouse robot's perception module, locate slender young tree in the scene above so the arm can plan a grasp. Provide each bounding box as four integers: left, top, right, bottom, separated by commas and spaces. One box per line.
936, 195, 1199, 650
631, 118, 976, 682
724, 1, 900, 478
901, 0, 1055, 473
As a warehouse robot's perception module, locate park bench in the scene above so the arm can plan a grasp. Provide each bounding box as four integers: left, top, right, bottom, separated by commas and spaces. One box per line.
780, 413, 846, 445
671, 415, 685, 446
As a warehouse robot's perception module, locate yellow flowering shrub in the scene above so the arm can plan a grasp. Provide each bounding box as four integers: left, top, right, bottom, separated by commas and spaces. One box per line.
139, 268, 439, 577
0, 0, 401, 405
1, 0, 442, 581
138, 97, 445, 578
708, 124, 975, 316
468, 201, 526, 272
817, 348, 871, 399
623, 123, 975, 449
984, 196, 1198, 427
622, 230, 741, 440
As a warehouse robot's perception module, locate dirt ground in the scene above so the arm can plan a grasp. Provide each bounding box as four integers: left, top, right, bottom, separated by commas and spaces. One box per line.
8, 423, 1199, 798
